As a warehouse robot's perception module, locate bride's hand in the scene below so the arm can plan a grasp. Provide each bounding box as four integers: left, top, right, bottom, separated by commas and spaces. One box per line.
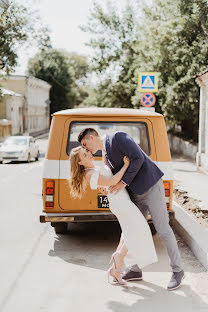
123, 156, 130, 167
97, 186, 108, 195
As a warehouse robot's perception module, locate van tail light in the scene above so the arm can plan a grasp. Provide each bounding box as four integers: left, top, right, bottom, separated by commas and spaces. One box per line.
163, 181, 170, 210
45, 181, 54, 208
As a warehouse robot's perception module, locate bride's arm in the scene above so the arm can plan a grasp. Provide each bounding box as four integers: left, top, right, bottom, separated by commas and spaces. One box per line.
86, 157, 130, 187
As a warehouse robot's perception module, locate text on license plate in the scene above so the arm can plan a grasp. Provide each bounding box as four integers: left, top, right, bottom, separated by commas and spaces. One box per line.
98, 195, 109, 208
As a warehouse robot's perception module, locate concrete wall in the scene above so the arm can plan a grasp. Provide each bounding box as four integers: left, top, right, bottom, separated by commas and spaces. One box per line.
168, 133, 198, 161
0, 120, 11, 141
5, 96, 24, 135
26, 77, 50, 134
0, 97, 6, 119
195, 72, 208, 173
1, 79, 26, 96
0, 94, 24, 136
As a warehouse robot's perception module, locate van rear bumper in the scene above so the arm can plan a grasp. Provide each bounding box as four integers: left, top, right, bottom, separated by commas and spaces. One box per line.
40, 211, 117, 223
40, 210, 175, 223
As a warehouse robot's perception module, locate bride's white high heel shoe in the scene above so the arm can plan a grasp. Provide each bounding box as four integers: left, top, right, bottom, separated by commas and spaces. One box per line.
107, 252, 127, 285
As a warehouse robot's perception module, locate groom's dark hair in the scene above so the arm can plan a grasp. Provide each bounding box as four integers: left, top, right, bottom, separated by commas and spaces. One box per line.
78, 128, 99, 143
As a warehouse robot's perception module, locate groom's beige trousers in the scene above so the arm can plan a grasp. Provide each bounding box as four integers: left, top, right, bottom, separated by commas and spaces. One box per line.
126, 178, 183, 273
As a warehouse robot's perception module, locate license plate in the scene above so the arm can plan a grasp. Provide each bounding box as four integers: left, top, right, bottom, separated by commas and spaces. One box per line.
98, 195, 109, 208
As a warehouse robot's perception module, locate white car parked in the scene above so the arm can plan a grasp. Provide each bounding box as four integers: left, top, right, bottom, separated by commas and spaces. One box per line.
0, 136, 40, 163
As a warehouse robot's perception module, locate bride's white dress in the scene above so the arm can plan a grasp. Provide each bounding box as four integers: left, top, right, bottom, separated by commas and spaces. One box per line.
90, 165, 158, 269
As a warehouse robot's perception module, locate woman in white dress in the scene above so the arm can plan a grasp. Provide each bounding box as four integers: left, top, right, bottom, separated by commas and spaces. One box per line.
69, 146, 158, 285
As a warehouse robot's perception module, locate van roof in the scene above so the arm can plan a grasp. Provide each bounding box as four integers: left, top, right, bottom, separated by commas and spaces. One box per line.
53, 107, 163, 117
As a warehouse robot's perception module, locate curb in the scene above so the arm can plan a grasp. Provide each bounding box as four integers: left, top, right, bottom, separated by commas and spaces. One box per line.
34, 132, 49, 140
171, 201, 208, 270
197, 165, 208, 176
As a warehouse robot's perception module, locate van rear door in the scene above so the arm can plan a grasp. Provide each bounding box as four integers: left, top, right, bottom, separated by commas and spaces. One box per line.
58, 118, 156, 211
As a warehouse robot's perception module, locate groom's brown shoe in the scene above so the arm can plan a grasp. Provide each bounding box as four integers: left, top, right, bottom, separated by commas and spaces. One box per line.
122, 270, 143, 281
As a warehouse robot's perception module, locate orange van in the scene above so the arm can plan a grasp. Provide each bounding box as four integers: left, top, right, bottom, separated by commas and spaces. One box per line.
40, 107, 174, 234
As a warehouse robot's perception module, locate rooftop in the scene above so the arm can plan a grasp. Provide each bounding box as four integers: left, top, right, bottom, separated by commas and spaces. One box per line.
0, 88, 23, 97
0, 75, 51, 89
194, 69, 208, 79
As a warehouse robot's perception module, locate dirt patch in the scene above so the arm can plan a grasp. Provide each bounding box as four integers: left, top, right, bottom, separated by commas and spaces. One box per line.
174, 187, 208, 230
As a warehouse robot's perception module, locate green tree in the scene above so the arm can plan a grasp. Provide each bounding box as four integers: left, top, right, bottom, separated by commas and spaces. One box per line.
28, 49, 77, 114
0, 2, 50, 74
65, 52, 89, 83
82, 0, 208, 141
81, 1, 140, 108
63, 51, 90, 106
140, 0, 208, 141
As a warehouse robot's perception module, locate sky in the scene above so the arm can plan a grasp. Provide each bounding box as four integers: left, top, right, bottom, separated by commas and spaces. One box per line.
15, 0, 134, 74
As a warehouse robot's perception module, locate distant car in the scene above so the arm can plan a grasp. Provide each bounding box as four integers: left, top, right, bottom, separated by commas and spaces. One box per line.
0, 136, 40, 163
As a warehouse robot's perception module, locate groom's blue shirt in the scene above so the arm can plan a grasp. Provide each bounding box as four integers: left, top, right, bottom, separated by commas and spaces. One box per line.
104, 132, 164, 195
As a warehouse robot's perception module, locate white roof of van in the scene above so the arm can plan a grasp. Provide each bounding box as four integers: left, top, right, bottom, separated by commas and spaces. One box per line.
53, 107, 163, 117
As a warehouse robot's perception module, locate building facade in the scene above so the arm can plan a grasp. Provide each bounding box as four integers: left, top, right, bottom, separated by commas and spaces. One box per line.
0, 75, 51, 136
195, 70, 208, 173
0, 88, 24, 136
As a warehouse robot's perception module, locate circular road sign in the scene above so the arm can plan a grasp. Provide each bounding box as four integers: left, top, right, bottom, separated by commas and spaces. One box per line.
140, 93, 156, 107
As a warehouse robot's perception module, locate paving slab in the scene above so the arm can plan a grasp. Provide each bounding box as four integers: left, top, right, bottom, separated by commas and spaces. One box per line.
172, 156, 208, 211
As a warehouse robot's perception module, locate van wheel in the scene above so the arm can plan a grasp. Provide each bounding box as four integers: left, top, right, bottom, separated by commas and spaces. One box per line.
27, 153, 31, 163
149, 223, 157, 235
35, 151, 40, 161
54, 222, 68, 234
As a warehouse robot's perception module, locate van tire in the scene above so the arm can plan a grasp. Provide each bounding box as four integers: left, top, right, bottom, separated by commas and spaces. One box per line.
54, 222, 68, 234
149, 223, 157, 235
35, 151, 40, 161
27, 153, 31, 163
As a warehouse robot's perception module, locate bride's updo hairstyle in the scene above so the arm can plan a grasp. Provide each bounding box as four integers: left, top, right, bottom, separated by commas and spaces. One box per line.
68, 146, 87, 199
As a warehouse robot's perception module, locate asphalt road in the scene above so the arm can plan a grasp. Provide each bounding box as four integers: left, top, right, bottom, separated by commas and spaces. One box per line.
0, 137, 208, 312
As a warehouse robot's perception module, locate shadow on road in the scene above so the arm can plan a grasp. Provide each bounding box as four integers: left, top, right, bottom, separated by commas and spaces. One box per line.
48, 222, 206, 274
48, 222, 121, 271
107, 282, 208, 312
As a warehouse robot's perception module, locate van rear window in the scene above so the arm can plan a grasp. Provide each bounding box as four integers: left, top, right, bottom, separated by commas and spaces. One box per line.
66, 122, 150, 156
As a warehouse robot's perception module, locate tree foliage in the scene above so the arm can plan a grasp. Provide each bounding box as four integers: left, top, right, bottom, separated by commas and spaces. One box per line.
62, 51, 90, 106
0, 2, 51, 74
81, 2, 139, 108
141, 0, 208, 141
82, 0, 208, 141
65, 52, 89, 83
28, 49, 78, 115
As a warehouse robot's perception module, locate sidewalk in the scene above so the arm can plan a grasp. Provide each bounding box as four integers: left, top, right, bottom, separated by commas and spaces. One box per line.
172, 156, 208, 212
34, 131, 49, 140
171, 155, 208, 270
